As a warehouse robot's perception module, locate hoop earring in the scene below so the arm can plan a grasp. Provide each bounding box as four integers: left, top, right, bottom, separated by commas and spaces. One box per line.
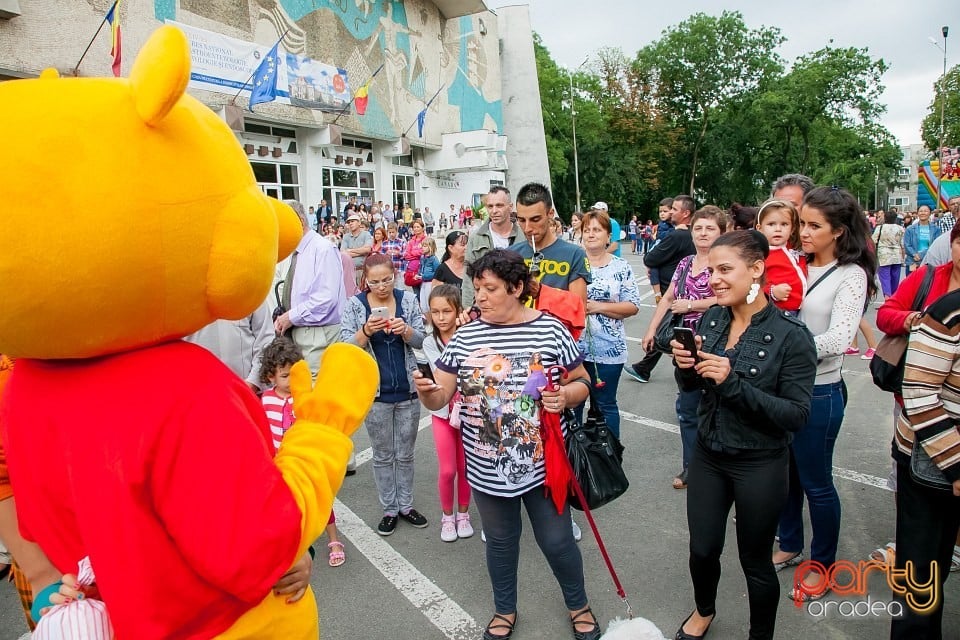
746, 281, 760, 305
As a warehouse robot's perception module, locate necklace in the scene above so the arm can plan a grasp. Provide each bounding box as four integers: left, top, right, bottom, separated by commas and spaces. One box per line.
587, 251, 611, 268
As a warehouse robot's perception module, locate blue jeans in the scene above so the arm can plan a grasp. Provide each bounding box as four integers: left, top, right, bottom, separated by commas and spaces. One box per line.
573, 361, 624, 437
472, 488, 587, 615
777, 381, 844, 567
677, 388, 702, 470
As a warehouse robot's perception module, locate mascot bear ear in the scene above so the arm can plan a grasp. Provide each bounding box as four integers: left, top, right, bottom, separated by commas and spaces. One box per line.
129, 25, 190, 126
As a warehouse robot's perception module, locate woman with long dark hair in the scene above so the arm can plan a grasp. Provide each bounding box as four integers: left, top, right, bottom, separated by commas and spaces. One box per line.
341, 254, 428, 536
672, 230, 816, 640
433, 231, 467, 289
773, 186, 877, 600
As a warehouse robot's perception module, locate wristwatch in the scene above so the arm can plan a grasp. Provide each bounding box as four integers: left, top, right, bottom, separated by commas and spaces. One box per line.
687, 301, 692, 312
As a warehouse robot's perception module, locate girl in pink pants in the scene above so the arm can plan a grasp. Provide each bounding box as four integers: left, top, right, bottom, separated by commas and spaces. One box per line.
421, 285, 473, 542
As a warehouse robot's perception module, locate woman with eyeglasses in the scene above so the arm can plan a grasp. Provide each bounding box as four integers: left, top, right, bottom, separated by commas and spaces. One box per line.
342, 254, 428, 536
433, 231, 468, 289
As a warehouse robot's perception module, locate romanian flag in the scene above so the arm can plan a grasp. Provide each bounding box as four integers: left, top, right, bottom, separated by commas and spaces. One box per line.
105, 0, 122, 76
354, 81, 370, 116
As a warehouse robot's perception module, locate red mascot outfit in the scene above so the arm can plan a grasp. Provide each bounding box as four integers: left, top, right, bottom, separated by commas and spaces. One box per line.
0, 26, 377, 639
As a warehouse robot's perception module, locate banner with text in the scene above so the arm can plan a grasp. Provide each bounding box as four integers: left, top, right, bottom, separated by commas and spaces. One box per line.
168, 20, 352, 112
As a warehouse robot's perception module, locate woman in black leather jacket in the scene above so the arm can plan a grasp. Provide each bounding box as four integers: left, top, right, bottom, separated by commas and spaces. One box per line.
671, 230, 817, 640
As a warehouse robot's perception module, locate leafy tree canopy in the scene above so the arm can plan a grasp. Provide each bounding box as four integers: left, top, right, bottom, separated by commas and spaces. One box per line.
535, 12, 906, 217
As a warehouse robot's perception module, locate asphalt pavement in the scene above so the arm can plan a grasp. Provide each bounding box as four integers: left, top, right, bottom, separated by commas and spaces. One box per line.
1, 249, 958, 640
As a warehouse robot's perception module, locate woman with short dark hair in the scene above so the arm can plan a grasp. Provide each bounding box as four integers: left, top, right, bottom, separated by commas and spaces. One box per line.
416, 249, 601, 640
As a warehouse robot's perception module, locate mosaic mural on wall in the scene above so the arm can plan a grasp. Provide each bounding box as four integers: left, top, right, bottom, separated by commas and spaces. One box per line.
155, 0, 503, 143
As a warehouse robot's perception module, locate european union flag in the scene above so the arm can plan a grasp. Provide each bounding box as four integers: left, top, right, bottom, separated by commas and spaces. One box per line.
416, 107, 427, 138
249, 42, 280, 111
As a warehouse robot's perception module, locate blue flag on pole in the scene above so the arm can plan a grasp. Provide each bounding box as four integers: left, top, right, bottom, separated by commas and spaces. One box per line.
416, 108, 427, 138
249, 43, 280, 111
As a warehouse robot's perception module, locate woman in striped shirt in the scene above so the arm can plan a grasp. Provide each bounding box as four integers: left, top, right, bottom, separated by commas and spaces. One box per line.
415, 249, 600, 640
893, 231, 960, 639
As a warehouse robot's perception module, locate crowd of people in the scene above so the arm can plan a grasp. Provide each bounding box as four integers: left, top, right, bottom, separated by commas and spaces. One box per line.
2, 178, 960, 640
310, 198, 489, 246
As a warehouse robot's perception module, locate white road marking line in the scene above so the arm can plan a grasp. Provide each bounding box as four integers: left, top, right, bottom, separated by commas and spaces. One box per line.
344, 414, 481, 640
333, 499, 482, 640
342, 404, 889, 639
618, 410, 892, 491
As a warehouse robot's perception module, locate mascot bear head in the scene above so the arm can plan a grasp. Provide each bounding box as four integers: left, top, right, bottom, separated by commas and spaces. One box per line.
0, 25, 301, 359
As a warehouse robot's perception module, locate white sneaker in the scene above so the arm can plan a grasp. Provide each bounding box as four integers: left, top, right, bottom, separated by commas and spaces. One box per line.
456, 512, 474, 538
571, 516, 582, 542
440, 514, 458, 542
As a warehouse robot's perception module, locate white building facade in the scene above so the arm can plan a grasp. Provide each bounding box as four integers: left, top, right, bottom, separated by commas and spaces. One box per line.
0, 1, 549, 216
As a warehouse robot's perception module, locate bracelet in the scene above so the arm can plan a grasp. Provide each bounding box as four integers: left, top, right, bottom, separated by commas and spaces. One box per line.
362, 326, 373, 338
569, 377, 592, 389
769, 284, 778, 301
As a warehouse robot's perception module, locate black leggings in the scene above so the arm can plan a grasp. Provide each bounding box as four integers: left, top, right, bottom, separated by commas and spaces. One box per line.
686, 439, 789, 640
891, 460, 960, 640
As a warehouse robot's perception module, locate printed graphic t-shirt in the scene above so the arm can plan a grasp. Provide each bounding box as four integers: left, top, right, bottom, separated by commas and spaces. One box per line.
436, 314, 583, 497
508, 237, 592, 290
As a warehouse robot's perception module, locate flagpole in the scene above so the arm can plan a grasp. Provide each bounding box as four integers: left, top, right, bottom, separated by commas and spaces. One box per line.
73, 0, 117, 76
404, 84, 444, 137
230, 28, 291, 105
331, 62, 385, 125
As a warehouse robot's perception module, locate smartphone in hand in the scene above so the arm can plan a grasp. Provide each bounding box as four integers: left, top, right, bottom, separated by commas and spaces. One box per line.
673, 327, 701, 364
416, 361, 435, 382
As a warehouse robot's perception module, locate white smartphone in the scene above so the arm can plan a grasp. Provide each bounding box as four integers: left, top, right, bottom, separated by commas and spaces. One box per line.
370, 306, 390, 320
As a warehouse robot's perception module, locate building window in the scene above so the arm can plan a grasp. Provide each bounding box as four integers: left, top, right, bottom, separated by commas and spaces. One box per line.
251, 161, 299, 201
392, 155, 414, 167
897, 167, 910, 178
244, 122, 297, 139
321, 168, 375, 216
393, 174, 416, 210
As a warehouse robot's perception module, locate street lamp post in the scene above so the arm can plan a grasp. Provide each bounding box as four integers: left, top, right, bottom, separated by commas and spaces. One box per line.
568, 57, 589, 213
932, 26, 949, 210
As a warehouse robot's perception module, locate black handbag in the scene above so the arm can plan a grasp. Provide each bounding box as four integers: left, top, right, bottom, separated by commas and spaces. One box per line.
870, 267, 935, 393
564, 403, 629, 510
910, 437, 953, 491
653, 258, 694, 354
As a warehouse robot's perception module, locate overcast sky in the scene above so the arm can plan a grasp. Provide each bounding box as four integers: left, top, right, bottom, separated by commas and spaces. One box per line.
490, 0, 952, 148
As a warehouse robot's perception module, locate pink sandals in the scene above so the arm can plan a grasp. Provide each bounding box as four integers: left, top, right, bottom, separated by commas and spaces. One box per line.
328, 541, 346, 567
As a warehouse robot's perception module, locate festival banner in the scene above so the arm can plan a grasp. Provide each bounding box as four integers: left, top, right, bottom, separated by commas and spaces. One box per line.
168, 21, 352, 112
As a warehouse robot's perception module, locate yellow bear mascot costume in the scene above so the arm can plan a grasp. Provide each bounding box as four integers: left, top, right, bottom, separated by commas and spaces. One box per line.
0, 25, 377, 639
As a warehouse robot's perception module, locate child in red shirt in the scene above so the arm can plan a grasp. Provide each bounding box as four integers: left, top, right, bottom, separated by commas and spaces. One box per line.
260, 339, 346, 567
756, 199, 807, 312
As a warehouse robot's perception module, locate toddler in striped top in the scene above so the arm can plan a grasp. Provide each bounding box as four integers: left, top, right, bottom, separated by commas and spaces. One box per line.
259, 338, 347, 568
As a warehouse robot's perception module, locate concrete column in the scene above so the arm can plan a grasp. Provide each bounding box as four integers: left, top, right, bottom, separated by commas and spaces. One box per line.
496, 5, 551, 196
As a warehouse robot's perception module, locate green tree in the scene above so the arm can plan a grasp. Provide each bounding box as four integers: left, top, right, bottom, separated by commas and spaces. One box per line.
532, 15, 902, 214
636, 11, 785, 195
921, 64, 960, 152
